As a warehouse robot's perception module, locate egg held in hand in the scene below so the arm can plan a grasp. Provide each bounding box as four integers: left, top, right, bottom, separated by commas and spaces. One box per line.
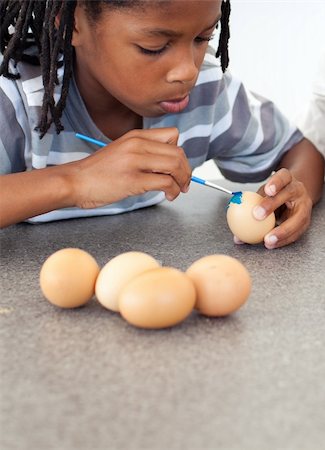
40, 248, 100, 308
186, 254, 251, 317
95, 251, 161, 312
227, 191, 276, 244
118, 267, 196, 329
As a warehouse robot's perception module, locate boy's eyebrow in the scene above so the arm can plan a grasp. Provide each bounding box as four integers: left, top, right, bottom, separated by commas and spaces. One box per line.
140, 16, 221, 39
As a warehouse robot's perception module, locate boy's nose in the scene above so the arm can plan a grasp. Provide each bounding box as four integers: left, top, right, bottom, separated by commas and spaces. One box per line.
166, 51, 198, 84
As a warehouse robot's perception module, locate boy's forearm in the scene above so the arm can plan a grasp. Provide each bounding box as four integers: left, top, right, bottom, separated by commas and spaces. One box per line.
277, 138, 324, 205
0, 166, 74, 228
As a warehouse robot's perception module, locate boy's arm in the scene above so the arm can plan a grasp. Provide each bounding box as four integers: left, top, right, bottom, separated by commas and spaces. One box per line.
276, 138, 324, 205
0, 128, 192, 228
0, 166, 74, 228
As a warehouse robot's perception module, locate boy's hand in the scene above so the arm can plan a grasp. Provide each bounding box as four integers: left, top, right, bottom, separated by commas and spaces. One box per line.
253, 168, 313, 249
70, 127, 192, 209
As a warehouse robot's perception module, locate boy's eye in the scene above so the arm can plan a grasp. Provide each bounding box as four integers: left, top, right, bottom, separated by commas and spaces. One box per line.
138, 45, 167, 56
195, 34, 215, 44
137, 31, 216, 56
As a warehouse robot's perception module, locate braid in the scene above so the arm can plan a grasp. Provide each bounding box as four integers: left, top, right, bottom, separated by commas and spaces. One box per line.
0, 1, 30, 78
0, 0, 77, 137
38, 0, 76, 136
216, 0, 231, 72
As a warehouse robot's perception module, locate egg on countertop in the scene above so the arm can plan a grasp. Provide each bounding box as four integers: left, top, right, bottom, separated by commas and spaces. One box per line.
227, 191, 276, 244
118, 267, 196, 329
186, 254, 251, 317
40, 248, 100, 308
95, 251, 161, 312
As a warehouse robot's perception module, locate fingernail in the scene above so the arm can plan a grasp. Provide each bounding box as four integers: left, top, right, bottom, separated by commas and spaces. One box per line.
253, 206, 266, 220
265, 234, 278, 247
266, 184, 276, 196
234, 235, 245, 245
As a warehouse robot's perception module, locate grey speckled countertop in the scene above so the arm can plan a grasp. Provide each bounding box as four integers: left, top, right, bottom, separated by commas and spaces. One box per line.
1, 182, 325, 450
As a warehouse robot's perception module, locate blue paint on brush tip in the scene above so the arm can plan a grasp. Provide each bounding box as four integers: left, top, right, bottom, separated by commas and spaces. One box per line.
227, 191, 243, 209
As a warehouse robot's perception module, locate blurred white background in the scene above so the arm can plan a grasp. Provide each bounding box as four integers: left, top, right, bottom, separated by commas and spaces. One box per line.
194, 0, 325, 180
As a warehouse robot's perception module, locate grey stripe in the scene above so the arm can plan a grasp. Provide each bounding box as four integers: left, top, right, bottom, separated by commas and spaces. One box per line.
183, 135, 211, 160
218, 165, 275, 183
64, 74, 109, 142
253, 100, 277, 156
51, 131, 94, 155
16, 59, 43, 80
184, 78, 226, 113
0, 136, 12, 174
209, 74, 234, 125
180, 105, 215, 132
0, 87, 26, 172
208, 83, 253, 158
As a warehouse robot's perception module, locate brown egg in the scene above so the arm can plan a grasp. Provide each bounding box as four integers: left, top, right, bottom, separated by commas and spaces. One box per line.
118, 267, 196, 329
40, 248, 100, 308
227, 191, 276, 244
95, 251, 161, 312
186, 254, 251, 316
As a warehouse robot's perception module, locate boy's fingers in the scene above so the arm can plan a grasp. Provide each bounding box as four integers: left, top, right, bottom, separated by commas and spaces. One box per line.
118, 131, 192, 188
136, 173, 183, 201
233, 235, 245, 245
263, 168, 292, 197
264, 208, 310, 249
124, 127, 180, 146
264, 224, 298, 249
254, 183, 297, 220
138, 152, 191, 191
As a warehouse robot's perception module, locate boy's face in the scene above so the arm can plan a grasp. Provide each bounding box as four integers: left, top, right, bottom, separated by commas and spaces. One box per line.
72, 0, 221, 118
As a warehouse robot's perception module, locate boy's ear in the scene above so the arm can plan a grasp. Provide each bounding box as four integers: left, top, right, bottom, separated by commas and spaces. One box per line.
70, 5, 84, 47
54, 5, 83, 47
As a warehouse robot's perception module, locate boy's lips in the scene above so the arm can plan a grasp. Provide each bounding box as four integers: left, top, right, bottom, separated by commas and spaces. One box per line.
159, 95, 190, 114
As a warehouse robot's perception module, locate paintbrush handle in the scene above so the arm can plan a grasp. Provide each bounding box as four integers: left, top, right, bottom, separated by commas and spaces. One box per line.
191, 176, 233, 195
75, 133, 106, 147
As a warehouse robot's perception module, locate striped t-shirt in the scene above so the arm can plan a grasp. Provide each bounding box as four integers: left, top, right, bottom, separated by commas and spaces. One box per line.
0, 50, 303, 223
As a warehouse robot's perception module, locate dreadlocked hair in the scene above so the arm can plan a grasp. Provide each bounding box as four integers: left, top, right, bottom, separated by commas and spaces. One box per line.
0, 0, 231, 138
216, 0, 231, 72
0, 0, 76, 137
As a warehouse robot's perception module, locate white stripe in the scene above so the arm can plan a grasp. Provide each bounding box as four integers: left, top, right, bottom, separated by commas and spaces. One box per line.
30, 130, 53, 169
204, 52, 221, 66
178, 124, 212, 146
32, 154, 49, 169
22, 75, 43, 93
246, 89, 264, 107
32, 151, 90, 168
27, 91, 60, 107
196, 66, 223, 86
27, 192, 166, 223
210, 76, 242, 141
